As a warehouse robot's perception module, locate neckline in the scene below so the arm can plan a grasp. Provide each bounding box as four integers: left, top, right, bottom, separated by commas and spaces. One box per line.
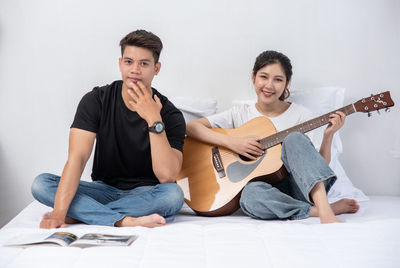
253, 102, 292, 118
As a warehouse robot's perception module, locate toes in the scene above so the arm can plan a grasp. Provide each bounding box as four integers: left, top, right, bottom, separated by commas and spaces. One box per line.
159, 217, 166, 225
151, 213, 166, 224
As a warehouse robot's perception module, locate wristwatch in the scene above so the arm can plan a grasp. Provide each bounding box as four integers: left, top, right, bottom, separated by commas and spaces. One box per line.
148, 121, 165, 134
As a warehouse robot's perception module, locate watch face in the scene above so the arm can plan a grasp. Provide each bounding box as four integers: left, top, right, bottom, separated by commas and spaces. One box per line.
149, 121, 165, 134
155, 123, 164, 133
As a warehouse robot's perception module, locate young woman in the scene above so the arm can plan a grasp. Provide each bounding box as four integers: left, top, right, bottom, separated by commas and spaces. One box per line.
186, 50, 359, 223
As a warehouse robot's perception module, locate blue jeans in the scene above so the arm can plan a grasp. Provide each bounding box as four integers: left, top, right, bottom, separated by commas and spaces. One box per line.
31, 174, 184, 226
240, 132, 337, 220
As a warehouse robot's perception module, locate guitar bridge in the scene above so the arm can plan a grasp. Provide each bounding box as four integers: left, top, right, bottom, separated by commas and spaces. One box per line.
212, 147, 226, 178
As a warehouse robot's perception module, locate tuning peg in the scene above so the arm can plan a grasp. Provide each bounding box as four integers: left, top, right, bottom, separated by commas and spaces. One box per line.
385, 108, 391, 112
368, 112, 372, 117
377, 109, 381, 115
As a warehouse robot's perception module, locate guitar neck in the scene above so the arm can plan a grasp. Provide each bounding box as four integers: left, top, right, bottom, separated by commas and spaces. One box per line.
260, 104, 356, 149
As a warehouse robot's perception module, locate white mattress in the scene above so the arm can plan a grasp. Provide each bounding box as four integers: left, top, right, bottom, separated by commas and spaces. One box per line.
1, 196, 400, 268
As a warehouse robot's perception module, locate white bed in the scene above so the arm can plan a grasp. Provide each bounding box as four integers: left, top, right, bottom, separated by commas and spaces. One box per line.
1, 196, 400, 268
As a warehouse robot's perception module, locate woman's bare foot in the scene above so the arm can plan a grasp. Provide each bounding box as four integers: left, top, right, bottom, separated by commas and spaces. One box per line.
309, 183, 360, 224
319, 212, 343, 224
42, 212, 81, 224
309, 199, 359, 223
330, 198, 360, 215
309, 206, 343, 223
115, 214, 166, 228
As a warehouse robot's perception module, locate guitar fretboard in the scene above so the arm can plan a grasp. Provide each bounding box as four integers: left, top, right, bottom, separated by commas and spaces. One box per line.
260, 104, 356, 149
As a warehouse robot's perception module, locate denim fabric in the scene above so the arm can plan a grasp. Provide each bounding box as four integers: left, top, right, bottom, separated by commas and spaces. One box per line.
240, 132, 337, 220
31, 173, 184, 226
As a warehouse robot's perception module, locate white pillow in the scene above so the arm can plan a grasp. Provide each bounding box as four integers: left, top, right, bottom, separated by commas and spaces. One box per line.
169, 96, 217, 122
288, 87, 368, 202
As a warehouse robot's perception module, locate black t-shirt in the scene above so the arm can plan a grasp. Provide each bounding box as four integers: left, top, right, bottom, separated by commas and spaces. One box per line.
71, 80, 186, 190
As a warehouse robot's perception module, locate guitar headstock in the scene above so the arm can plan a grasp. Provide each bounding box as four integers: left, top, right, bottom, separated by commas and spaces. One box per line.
354, 91, 395, 114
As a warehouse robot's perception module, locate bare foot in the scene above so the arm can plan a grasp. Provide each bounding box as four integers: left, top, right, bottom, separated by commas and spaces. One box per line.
42, 212, 81, 224
320, 214, 342, 224
115, 214, 166, 228
331, 198, 360, 215
319, 198, 359, 223
309, 204, 343, 223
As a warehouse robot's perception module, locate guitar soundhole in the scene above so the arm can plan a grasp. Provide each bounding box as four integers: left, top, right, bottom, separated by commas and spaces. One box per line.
239, 154, 252, 162
239, 151, 266, 162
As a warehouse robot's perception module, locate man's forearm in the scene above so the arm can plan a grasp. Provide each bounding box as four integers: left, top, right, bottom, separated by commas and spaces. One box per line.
149, 133, 182, 183
51, 159, 86, 219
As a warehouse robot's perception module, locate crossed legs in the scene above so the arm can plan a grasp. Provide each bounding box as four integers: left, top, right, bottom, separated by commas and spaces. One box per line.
32, 173, 184, 227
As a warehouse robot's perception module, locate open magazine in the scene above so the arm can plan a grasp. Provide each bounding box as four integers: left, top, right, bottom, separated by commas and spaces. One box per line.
5, 232, 137, 248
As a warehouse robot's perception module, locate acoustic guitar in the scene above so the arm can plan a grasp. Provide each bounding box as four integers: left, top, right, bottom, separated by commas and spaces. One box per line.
176, 91, 395, 216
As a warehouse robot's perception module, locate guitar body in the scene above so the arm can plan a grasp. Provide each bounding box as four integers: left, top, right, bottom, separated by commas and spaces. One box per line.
176, 117, 287, 216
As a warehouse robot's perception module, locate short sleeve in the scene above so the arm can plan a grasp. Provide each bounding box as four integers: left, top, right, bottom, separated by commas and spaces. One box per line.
206, 108, 235, 129
164, 111, 186, 152
71, 89, 101, 133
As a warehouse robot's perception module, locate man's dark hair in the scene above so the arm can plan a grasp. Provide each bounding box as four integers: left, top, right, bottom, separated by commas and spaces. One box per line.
119, 30, 163, 63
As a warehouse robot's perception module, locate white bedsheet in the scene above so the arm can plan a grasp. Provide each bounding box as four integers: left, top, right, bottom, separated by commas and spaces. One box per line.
1, 196, 400, 268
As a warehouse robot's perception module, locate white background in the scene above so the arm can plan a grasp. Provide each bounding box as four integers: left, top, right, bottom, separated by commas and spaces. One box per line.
0, 0, 399, 227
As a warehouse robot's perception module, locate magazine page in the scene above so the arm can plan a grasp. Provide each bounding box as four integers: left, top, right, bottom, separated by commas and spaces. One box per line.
4, 231, 77, 247
70, 233, 137, 248
44, 232, 78, 246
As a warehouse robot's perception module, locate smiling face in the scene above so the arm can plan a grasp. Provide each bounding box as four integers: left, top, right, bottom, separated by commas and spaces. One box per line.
119, 45, 161, 91
253, 63, 288, 106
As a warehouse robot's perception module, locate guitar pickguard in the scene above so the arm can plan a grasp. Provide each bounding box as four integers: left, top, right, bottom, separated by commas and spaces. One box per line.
226, 153, 266, 182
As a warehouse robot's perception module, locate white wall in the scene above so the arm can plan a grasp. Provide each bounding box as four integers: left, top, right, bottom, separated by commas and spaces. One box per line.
0, 0, 399, 227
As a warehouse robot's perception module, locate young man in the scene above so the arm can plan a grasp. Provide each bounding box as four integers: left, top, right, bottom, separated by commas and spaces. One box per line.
31, 30, 186, 228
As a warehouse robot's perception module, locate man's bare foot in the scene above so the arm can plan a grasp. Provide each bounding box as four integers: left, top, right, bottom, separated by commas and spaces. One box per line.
42, 212, 81, 224
114, 214, 166, 228
331, 198, 360, 215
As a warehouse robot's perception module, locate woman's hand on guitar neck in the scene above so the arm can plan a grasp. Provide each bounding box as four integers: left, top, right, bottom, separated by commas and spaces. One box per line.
226, 136, 264, 160
324, 111, 346, 137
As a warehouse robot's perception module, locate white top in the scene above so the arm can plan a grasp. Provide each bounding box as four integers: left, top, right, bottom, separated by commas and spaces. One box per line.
206, 102, 318, 147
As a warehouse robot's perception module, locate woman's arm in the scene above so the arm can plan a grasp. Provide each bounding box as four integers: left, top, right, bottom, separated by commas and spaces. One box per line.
187, 118, 264, 160
319, 111, 346, 163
